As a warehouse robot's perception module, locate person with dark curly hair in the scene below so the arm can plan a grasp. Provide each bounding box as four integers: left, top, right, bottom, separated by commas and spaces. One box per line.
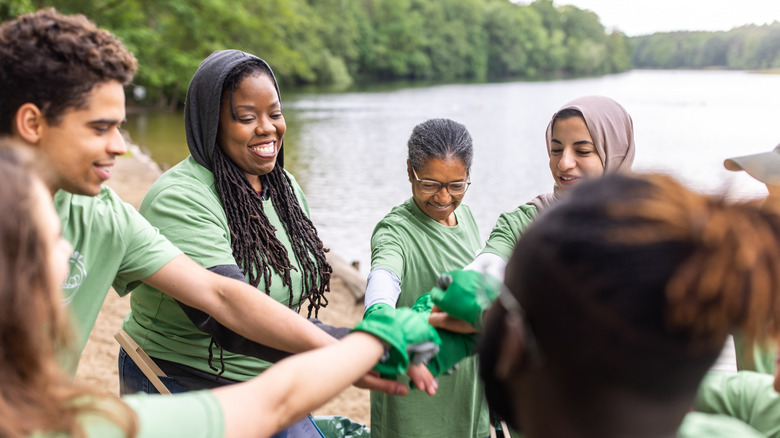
0, 8, 411, 398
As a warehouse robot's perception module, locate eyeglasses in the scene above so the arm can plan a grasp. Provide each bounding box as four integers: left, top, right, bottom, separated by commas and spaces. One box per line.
411, 167, 471, 195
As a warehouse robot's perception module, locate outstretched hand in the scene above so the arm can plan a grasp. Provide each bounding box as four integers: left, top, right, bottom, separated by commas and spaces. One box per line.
353, 371, 409, 395
428, 304, 478, 334
407, 363, 438, 396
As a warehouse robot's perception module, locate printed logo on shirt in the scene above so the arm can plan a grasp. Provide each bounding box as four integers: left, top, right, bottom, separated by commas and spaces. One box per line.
62, 251, 86, 304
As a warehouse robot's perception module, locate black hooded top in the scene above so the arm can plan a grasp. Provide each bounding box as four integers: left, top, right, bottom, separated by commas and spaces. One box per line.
185, 49, 284, 171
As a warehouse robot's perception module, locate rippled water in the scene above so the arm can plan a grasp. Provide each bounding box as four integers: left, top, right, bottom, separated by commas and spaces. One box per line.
124, 70, 780, 273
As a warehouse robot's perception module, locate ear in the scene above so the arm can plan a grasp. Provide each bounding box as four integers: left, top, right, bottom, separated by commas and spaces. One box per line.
407, 160, 413, 183
14, 103, 45, 146
494, 314, 527, 380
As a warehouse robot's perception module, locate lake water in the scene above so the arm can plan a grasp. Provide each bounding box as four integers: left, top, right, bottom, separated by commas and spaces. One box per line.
124, 69, 780, 273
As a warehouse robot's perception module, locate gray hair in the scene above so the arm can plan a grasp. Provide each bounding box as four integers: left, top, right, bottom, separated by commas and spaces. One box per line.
407, 118, 473, 171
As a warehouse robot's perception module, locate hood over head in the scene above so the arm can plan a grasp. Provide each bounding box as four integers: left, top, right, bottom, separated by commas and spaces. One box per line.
184, 49, 284, 171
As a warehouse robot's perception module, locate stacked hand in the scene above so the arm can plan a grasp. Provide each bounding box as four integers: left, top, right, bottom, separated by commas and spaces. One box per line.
429, 269, 501, 332
354, 303, 441, 377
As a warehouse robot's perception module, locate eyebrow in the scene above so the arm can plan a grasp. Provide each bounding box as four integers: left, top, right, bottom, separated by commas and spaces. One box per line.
550, 139, 594, 146
88, 119, 125, 126
235, 100, 281, 110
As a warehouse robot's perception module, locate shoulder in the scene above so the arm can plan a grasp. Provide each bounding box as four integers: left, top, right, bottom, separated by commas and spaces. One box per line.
679, 412, 765, 438
55, 186, 137, 222
141, 157, 219, 210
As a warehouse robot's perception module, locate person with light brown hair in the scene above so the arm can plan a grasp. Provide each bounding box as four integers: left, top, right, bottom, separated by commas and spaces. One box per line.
0, 140, 441, 437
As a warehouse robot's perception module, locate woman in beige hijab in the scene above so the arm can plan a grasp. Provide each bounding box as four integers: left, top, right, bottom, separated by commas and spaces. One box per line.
465, 95, 636, 279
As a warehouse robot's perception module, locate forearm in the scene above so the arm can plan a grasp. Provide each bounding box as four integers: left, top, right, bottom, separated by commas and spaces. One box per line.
144, 255, 337, 354
364, 268, 401, 311
213, 332, 384, 438
177, 265, 348, 360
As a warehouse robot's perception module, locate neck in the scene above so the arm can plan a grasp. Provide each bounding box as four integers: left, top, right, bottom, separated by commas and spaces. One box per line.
516, 373, 690, 438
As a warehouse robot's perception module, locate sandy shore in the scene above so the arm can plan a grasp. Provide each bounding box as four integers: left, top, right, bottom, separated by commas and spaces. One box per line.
73, 151, 371, 425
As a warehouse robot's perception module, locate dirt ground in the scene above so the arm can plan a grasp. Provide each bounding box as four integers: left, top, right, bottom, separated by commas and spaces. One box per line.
73, 151, 372, 425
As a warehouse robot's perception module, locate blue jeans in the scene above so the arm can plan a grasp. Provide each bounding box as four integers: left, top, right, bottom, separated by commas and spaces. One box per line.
118, 347, 324, 437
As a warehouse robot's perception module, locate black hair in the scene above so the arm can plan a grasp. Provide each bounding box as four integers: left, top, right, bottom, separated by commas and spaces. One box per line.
213, 59, 331, 317
407, 118, 473, 172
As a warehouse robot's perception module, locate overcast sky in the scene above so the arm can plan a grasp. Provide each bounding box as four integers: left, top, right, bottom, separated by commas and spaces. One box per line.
555, 0, 780, 36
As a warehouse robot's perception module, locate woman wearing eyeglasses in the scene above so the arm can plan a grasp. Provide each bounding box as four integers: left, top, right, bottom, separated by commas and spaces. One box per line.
364, 118, 489, 438
466, 95, 636, 281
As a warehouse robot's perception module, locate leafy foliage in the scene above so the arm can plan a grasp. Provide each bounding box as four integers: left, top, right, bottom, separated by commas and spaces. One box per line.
3, 0, 633, 107
633, 22, 780, 70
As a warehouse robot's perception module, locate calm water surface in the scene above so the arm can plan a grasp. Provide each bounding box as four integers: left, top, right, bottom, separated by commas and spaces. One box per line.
124, 70, 780, 273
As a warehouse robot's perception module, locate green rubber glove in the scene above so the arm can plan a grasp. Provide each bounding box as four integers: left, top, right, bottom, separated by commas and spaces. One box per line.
354, 303, 441, 376
410, 293, 478, 377
430, 270, 501, 330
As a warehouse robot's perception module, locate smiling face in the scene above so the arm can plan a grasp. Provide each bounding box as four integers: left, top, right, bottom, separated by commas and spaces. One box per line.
549, 115, 604, 192
217, 73, 286, 191
409, 157, 469, 226
35, 80, 128, 196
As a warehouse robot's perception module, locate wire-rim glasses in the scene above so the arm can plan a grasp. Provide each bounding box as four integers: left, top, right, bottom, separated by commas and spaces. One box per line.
411, 167, 471, 195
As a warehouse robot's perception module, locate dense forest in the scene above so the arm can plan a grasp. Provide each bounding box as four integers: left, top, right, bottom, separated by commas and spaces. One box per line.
2, 0, 778, 109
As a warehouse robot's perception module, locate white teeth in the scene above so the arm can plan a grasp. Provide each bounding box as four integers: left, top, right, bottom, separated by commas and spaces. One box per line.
250, 144, 274, 154
561, 176, 575, 181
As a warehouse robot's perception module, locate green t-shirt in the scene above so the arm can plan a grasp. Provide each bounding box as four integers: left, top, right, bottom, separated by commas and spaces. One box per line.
497, 412, 765, 438
33, 390, 224, 438
55, 187, 182, 372
369, 198, 489, 438
695, 371, 780, 438
678, 411, 765, 437
122, 156, 314, 381
734, 333, 777, 375
480, 204, 538, 261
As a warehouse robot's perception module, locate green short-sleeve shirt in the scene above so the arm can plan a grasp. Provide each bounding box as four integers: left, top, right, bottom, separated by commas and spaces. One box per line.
679, 411, 765, 437
480, 204, 538, 261
369, 198, 489, 438
122, 156, 314, 381
33, 390, 224, 438
55, 187, 182, 372
695, 371, 780, 437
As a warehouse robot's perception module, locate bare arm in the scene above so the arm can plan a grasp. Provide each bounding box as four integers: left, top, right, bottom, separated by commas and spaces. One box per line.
143, 255, 407, 395
213, 332, 384, 438
143, 255, 336, 354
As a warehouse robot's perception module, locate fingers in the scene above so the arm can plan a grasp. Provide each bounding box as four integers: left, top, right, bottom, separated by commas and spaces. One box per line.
407, 363, 438, 396
353, 371, 409, 396
428, 312, 478, 334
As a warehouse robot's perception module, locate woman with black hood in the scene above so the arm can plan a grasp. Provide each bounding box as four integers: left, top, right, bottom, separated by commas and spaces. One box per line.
118, 50, 427, 434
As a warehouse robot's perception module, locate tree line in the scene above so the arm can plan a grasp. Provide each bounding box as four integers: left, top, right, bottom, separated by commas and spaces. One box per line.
632, 23, 780, 70
1, 0, 631, 108
2, 0, 778, 110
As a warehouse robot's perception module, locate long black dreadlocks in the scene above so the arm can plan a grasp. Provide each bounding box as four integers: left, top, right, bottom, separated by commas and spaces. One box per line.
212, 60, 331, 318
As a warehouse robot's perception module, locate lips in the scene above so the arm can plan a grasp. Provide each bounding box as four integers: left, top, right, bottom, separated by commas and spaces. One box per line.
93, 162, 114, 180
557, 174, 581, 186
249, 140, 277, 158
428, 202, 454, 211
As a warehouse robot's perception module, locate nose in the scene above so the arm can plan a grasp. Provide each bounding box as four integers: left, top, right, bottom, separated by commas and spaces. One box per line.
255, 116, 275, 136
108, 130, 127, 156
557, 148, 576, 171
432, 187, 453, 204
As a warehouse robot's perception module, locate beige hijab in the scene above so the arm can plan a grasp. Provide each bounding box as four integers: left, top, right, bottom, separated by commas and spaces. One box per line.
529, 95, 636, 211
